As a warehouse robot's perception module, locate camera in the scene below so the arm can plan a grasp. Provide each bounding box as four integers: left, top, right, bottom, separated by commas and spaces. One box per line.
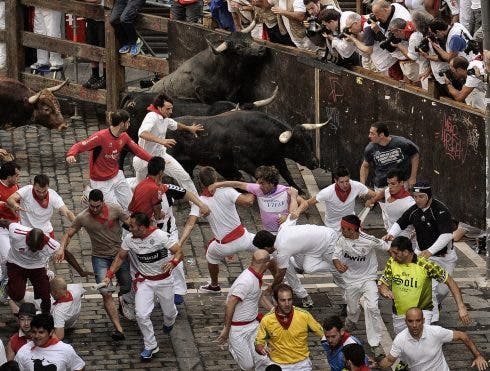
337, 27, 353, 39
467, 68, 476, 76
464, 39, 479, 55
438, 68, 457, 83
305, 16, 324, 37
366, 14, 377, 24
414, 37, 430, 53
379, 32, 400, 53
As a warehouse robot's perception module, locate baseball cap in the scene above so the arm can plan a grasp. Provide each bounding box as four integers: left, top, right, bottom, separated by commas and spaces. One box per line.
17, 302, 36, 317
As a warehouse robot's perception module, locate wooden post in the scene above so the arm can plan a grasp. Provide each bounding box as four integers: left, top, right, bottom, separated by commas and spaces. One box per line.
104, 9, 124, 112
314, 68, 320, 161
356, 0, 362, 15
5, 0, 25, 79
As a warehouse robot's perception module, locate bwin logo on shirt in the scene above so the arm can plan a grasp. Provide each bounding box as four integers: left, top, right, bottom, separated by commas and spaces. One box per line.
343, 252, 366, 262
393, 276, 418, 288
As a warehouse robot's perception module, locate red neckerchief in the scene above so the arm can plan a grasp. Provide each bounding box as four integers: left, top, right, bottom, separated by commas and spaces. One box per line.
32, 188, 49, 209
404, 21, 415, 39
201, 187, 213, 197
390, 188, 410, 200
32, 336, 59, 350
339, 331, 351, 346
133, 226, 157, 239
335, 183, 352, 203
91, 204, 115, 229
53, 290, 73, 305
25, 231, 50, 251
247, 266, 263, 287
275, 307, 294, 329
147, 104, 163, 117
358, 365, 370, 371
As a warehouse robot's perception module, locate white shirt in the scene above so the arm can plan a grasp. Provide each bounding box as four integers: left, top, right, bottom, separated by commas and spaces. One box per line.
7, 223, 59, 269
275, 219, 338, 269
52, 284, 86, 330
332, 232, 389, 284
331, 11, 358, 58
390, 325, 453, 371
122, 228, 174, 277
380, 188, 416, 233
315, 180, 369, 231
190, 188, 241, 240
0, 339, 6, 366
17, 185, 65, 233
15, 340, 85, 371
465, 60, 486, 92
403, 0, 425, 11
228, 268, 262, 322
138, 111, 178, 156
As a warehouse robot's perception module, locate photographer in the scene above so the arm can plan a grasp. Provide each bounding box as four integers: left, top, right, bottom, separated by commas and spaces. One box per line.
385, 18, 419, 83
427, 18, 476, 63
446, 55, 486, 111
304, 0, 338, 17
252, 0, 296, 45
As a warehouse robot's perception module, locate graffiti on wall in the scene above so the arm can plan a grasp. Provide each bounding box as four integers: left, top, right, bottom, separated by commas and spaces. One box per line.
435, 114, 479, 163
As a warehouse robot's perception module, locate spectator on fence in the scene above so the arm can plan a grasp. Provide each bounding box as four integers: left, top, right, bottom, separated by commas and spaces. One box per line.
83, 2, 106, 90
252, 0, 295, 45
171, 0, 203, 23
110, 0, 145, 56
227, 0, 260, 36
209, 0, 235, 31
31, 7, 63, 71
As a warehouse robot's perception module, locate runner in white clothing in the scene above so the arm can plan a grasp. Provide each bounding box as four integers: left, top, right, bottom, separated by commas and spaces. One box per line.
292, 166, 375, 231
50, 277, 86, 340
332, 214, 389, 358
179, 166, 256, 294
217, 250, 273, 371
7, 174, 76, 236
133, 93, 203, 195
102, 212, 183, 361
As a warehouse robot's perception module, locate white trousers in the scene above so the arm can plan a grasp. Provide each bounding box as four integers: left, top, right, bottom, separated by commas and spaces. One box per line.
293, 253, 345, 289
459, 0, 472, 31
229, 321, 269, 371
90, 170, 133, 211
135, 277, 177, 349
345, 280, 382, 347
134, 153, 198, 196
0, 228, 10, 281
0, 1, 5, 69
393, 310, 433, 335
271, 357, 312, 371
284, 261, 308, 299
33, 8, 63, 66
167, 229, 187, 295
206, 231, 256, 265
429, 251, 457, 322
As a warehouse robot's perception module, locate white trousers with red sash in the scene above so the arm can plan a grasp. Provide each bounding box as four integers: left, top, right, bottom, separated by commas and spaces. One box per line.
134, 274, 177, 349
206, 230, 256, 265
229, 320, 269, 371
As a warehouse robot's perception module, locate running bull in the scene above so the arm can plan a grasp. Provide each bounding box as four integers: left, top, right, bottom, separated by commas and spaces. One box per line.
149, 32, 267, 103
166, 111, 325, 192
0, 78, 69, 130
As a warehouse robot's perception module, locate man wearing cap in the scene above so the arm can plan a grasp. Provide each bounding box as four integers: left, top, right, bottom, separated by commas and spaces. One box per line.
383, 183, 457, 322
5, 302, 36, 360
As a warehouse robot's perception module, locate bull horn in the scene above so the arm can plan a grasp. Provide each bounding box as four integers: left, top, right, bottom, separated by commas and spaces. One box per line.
253, 86, 279, 107
206, 39, 228, 54
241, 19, 257, 34
301, 118, 331, 130
46, 79, 70, 92
279, 130, 292, 143
28, 91, 42, 104
232, 103, 240, 111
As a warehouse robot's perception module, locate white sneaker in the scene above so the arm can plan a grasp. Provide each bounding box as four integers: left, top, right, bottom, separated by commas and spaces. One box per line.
301, 295, 314, 308
119, 296, 136, 321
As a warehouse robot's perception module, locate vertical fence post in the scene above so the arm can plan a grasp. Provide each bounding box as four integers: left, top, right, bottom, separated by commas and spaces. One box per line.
104, 8, 124, 112
5, 0, 25, 79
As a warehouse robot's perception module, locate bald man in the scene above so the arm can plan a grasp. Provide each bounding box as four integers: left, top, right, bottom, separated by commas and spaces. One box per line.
217, 250, 274, 370
50, 277, 86, 340
379, 307, 488, 371
0, 220, 60, 314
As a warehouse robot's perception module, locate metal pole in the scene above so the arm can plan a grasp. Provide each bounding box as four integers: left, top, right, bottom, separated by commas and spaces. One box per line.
482, 0, 490, 280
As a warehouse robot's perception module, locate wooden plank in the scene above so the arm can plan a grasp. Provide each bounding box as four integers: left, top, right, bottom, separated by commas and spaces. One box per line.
21, 73, 106, 105
135, 13, 169, 33
20, 0, 105, 21
22, 32, 105, 62
0, 29, 5, 43
104, 9, 125, 112
5, 0, 24, 79
120, 54, 168, 74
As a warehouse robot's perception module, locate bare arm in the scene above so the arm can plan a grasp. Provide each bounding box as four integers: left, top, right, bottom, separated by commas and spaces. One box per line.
379, 354, 397, 368
208, 181, 249, 193
271, 267, 287, 289
359, 160, 370, 184
446, 275, 471, 325
408, 153, 420, 187
432, 42, 458, 62
56, 226, 79, 262
177, 122, 204, 136
64, 250, 93, 277
452, 330, 488, 370
183, 192, 211, 217
101, 249, 129, 286
447, 83, 474, 102
58, 205, 76, 223
291, 196, 317, 219
236, 193, 255, 208
178, 215, 198, 246
139, 130, 176, 148
271, 7, 305, 22
6, 339, 15, 361
217, 295, 241, 344
54, 327, 65, 341
6, 192, 22, 212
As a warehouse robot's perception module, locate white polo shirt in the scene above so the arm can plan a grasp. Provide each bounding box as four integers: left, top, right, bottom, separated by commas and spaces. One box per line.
7, 223, 59, 269
227, 268, 262, 322
315, 181, 369, 231
52, 284, 86, 330
190, 188, 241, 240
138, 111, 178, 156
17, 185, 65, 233
390, 324, 453, 371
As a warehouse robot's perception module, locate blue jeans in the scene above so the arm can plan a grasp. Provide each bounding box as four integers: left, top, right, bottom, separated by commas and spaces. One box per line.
92, 256, 131, 294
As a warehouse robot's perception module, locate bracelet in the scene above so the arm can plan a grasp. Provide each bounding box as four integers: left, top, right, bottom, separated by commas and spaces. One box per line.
105, 269, 115, 279
170, 258, 180, 267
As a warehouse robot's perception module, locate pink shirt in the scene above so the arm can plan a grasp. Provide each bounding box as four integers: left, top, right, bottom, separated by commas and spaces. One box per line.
246, 184, 289, 233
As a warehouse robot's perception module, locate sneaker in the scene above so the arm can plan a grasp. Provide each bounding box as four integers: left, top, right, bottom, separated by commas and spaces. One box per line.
130, 42, 142, 56
119, 44, 131, 54
136, 37, 144, 48
140, 346, 159, 360
199, 283, 221, 294
300, 295, 314, 308
110, 330, 125, 341
30, 63, 50, 70
163, 323, 173, 334
371, 344, 385, 358
91, 76, 106, 90
49, 65, 63, 71
118, 296, 136, 321
174, 294, 184, 305
82, 75, 100, 89
344, 318, 357, 332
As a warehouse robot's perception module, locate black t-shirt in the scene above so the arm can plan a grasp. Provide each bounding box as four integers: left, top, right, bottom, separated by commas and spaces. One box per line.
396, 198, 453, 256
364, 135, 419, 187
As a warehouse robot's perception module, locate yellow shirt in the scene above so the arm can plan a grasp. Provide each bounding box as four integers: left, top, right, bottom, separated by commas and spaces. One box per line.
255, 307, 324, 364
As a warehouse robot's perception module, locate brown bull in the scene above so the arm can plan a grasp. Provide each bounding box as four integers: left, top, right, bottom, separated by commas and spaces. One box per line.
0, 78, 69, 131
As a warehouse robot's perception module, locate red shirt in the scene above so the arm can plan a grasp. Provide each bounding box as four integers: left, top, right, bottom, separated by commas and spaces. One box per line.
129, 178, 167, 219
0, 181, 19, 221
66, 128, 152, 181
9, 331, 28, 354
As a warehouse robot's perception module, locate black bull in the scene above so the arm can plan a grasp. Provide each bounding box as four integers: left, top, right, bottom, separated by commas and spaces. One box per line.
163, 111, 320, 191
